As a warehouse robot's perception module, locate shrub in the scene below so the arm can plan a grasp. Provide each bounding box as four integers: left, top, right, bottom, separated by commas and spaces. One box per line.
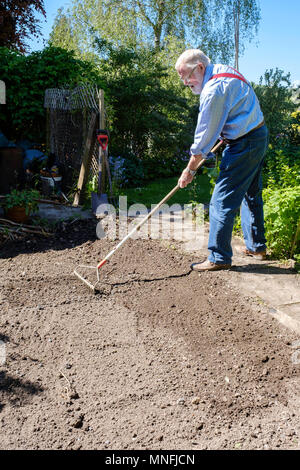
253, 68, 296, 144
109, 154, 145, 188
263, 144, 300, 188
0, 46, 97, 142
288, 110, 300, 146
263, 186, 300, 259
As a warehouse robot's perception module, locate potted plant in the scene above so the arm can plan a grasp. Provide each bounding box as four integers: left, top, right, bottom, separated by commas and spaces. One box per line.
3, 188, 40, 223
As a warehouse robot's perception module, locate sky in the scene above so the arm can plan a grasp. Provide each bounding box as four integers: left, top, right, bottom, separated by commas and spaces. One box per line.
27, 0, 300, 86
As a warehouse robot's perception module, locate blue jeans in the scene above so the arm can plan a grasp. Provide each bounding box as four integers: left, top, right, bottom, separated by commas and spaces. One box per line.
208, 124, 269, 265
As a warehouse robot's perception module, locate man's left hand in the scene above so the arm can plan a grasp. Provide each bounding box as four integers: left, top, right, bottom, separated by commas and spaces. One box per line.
178, 169, 194, 188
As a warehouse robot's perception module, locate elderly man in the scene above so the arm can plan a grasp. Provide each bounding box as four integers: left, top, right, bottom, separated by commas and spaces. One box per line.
176, 49, 268, 271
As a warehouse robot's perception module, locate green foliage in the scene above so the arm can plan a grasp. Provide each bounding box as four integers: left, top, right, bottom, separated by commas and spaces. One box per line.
4, 188, 40, 214
267, 161, 300, 189
115, 154, 145, 188
81, 174, 99, 209
233, 214, 242, 235
253, 68, 296, 144
50, 0, 260, 64
187, 173, 211, 204
288, 111, 300, 146
0, 45, 97, 142
204, 166, 221, 196
85, 174, 98, 196
95, 41, 192, 171
48, 8, 81, 57
50, 1, 140, 60
263, 144, 300, 188
263, 186, 300, 259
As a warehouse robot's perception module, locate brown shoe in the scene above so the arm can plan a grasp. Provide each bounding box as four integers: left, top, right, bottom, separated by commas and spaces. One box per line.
191, 259, 231, 271
243, 248, 266, 261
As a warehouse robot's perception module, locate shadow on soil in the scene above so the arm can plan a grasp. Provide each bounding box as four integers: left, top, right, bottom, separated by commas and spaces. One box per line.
0, 334, 9, 342
0, 371, 44, 410
0, 219, 98, 260
231, 264, 297, 275
100, 269, 193, 290
95, 270, 194, 295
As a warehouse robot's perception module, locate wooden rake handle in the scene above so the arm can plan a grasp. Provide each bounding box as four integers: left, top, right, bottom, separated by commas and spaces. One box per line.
96, 140, 224, 269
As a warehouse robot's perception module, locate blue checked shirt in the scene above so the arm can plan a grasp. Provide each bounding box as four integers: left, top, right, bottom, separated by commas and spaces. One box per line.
190, 63, 264, 157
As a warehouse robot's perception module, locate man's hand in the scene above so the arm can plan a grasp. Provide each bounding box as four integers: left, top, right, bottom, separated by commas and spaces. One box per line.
178, 168, 194, 188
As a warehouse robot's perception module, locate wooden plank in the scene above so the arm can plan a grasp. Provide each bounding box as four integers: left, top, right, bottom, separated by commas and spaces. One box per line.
73, 112, 97, 207
0, 80, 5, 104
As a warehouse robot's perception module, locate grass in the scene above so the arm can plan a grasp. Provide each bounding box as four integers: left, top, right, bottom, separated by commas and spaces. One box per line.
115, 173, 212, 208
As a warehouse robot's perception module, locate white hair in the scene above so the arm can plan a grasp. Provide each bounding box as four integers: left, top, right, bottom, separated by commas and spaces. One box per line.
175, 49, 211, 71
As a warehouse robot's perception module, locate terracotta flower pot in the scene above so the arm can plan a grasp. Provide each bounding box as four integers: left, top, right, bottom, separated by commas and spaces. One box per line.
5, 206, 30, 223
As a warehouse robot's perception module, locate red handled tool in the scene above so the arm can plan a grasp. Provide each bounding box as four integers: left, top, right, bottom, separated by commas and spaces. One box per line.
96, 129, 109, 151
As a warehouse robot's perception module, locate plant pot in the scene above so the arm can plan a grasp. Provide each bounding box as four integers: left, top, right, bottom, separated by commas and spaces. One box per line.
40, 175, 62, 197
5, 206, 30, 223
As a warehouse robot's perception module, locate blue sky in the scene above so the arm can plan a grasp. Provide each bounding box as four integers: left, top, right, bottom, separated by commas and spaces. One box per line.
27, 0, 300, 85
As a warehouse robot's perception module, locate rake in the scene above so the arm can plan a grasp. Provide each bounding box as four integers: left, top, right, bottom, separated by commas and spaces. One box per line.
74, 140, 223, 292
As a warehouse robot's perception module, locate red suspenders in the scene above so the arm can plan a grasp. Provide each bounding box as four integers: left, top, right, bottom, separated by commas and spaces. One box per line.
209, 68, 249, 85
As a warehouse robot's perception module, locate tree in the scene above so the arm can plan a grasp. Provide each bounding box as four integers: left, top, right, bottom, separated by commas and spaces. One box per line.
253, 68, 296, 143
49, 8, 81, 55
49, 1, 140, 61
0, 0, 46, 53
211, 0, 260, 70
50, 0, 261, 65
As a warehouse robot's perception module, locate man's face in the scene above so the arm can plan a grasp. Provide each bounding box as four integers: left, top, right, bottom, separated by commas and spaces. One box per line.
178, 62, 205, 95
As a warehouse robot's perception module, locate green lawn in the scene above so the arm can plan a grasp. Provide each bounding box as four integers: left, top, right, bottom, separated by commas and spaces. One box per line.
115, 173, 212, 208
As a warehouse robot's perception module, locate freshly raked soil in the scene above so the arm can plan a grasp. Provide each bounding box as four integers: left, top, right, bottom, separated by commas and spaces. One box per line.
0, 219, 299, 450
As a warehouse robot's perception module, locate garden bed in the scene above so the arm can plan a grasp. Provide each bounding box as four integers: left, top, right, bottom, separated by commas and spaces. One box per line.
0, 219, 299, 450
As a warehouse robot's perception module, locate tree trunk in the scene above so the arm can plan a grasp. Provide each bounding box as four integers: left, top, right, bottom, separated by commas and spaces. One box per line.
154, 0, 165, 51
234, 1, 240, 70
154, 25, 162, 51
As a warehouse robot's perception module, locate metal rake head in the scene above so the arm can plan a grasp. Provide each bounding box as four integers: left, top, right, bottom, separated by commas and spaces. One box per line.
74, 264, 101, 293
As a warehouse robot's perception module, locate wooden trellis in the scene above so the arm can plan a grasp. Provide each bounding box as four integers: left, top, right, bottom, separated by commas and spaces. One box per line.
44, 84, 107, 204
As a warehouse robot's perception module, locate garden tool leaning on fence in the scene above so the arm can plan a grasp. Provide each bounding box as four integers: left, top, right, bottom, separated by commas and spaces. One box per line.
74, 139, 223, 292
91, 129, 115, 215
